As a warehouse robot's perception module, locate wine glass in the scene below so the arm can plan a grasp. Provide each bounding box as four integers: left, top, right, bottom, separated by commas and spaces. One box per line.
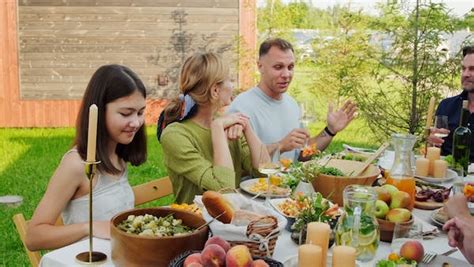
434, 115, 449, 138
258, 144, 281, 206
299, 102, 315, 147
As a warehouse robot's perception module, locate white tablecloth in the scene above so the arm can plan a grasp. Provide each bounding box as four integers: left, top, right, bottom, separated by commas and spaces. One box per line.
40, 207, 468, 267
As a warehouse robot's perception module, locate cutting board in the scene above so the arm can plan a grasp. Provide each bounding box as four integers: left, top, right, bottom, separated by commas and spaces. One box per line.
418, 255, 470, 267
415, 200, 445, 210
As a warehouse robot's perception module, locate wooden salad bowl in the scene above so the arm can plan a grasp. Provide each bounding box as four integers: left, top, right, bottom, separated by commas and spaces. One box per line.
110, 207, 209, 267
310, 159, 380, 205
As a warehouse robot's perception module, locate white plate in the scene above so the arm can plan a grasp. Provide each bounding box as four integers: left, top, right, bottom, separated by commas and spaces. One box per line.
430, 208, 446, 228
415, 169, 457, 183
269, 198, 296, 218
283, 254, 360, 267
239, 178, 291, 198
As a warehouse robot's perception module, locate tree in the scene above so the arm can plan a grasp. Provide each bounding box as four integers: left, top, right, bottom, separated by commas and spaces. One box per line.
352, 0, 460, 140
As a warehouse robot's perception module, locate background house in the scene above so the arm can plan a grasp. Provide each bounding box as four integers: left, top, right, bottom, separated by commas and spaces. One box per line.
0, 0, 256, 127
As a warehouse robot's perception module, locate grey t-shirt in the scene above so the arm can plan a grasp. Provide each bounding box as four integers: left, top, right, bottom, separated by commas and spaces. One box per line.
228, 86, 301, 160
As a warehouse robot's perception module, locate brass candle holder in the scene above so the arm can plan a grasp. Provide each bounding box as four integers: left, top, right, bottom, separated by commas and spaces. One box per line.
76, 161, 107, 264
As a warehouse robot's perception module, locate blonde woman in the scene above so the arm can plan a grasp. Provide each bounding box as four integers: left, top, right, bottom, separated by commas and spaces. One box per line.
157, 52, 268, 203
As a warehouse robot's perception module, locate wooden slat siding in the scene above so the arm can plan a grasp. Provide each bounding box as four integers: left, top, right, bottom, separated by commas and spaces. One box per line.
0, 0, 255, 127
20, 0, 238, 8
238, 0, 256, 91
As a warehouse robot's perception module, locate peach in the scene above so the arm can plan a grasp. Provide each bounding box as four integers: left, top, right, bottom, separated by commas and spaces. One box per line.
187, 263, 203, 267
253, 259, 269, 267
205, 236, 231, 252
225, 245, 253, 267
400, 240, 424, 263
184, 253, 202, 267
375, 186, 391, 204
201, 244, 226, 267
386, 208, 411, 223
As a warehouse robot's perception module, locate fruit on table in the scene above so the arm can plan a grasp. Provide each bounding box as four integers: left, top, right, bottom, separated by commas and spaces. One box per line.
375, 186, 392, 204
387, 252, 399, 261
187, 263, 203, 267
226, 245, 253, 267
205, 236, 231, 252
386, 208, 411, 223
382, 184, 399, 196
253, 259, 270, 267
184, 253, 202, 267
390, 191, 411, 209
375, 200, 390, 219
201, 244, 226, 267
400, 240, 424, 263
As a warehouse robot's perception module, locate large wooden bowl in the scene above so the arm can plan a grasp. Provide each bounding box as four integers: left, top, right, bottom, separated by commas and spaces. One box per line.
377, 217, 414, 242
110, 207, 209, 267
310, 159, 380, 205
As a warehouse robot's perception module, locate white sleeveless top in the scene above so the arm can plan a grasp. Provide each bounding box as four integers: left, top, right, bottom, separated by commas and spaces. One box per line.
61, 150, 135, 225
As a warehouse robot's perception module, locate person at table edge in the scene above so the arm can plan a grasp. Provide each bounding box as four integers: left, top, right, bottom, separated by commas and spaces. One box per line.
428, 46, 474, 163
228, 38, 357, 161
157, 52, 269, 204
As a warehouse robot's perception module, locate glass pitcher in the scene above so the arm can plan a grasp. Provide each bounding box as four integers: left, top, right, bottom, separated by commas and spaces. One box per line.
335, 185, 380, 262
386, 134, 417, 210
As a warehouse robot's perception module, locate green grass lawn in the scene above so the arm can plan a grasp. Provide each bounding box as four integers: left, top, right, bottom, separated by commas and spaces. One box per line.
0, 121, 377, 266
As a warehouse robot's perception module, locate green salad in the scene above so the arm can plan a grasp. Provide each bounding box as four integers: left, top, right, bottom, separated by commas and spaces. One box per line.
117, 213, 193, 237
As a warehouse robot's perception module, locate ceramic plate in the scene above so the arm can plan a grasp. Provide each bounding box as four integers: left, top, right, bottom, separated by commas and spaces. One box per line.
283, 254, 360, 267
269, 198, 297, 218
430, 208, 447, 228
415, 169, 457, 183
239, 178, 291, 198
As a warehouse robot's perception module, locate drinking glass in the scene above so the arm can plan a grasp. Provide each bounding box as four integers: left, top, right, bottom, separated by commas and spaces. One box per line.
391, 221, 422, 252
434, 115, 449, 138
258, 144, 281, 206
299, 102, 315, 147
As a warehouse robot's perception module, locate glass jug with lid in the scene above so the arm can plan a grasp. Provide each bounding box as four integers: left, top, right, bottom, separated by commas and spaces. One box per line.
386, 133, 417, 210
335, 185, 380, 261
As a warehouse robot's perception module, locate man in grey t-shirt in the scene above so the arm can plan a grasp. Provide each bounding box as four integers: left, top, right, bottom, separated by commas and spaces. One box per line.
228, 38, 357, 160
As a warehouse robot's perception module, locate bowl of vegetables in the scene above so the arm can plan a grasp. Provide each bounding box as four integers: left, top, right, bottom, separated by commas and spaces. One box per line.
110, 207, 209, 266
310, 159, 380, 205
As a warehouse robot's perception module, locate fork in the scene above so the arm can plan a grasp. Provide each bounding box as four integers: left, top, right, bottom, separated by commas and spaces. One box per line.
422, 248, 458, 264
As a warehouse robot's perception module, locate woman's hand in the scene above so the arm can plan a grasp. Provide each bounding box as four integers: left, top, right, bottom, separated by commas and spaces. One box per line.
427, 127, 450, 147
213, 112, 249, 130
92, 221, 111, 239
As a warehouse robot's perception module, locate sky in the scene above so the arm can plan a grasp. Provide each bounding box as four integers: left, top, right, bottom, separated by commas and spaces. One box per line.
258, 0, 473, 17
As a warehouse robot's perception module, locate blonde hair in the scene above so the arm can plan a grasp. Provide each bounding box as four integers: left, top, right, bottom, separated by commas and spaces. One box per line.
157, 52, 229, 139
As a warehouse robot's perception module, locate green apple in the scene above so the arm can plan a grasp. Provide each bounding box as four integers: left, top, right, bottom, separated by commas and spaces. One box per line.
382, 184, 399, 196
386, 208, 411, 223
374, 200, 390, 219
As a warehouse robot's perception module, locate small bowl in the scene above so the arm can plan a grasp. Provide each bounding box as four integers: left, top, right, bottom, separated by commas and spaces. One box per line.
110, 207, 209, 267
377, 217, 414, 242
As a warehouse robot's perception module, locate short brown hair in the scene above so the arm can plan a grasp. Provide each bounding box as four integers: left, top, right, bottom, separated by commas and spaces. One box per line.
259, 38, 294, 58
463, 46, 474, 58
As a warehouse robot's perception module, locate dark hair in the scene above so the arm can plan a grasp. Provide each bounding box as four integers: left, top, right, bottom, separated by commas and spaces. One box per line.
75, 64, 147, 175
259, 38, 294, 58
463, 46, 474, 58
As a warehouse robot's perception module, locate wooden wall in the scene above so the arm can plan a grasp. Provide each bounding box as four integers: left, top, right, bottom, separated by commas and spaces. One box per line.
0, 0, 256, 127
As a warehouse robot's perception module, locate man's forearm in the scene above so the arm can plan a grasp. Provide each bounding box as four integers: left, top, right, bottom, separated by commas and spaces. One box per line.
310, 129, 334, 151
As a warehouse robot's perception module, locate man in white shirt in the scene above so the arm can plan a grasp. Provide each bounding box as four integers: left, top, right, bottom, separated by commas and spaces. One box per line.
228, 38, 357, 160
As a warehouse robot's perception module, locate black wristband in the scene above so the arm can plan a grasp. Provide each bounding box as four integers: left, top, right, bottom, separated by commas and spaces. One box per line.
324, 126, 336, 137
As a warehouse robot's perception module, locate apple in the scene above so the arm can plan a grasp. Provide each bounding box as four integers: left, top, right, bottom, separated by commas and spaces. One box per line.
375, 186, 392, 204
374, 200, 390, 219
390, 191, 411, 209
400, 240, 424, 263
382, 184, 399, 196
386, 208, 411, 223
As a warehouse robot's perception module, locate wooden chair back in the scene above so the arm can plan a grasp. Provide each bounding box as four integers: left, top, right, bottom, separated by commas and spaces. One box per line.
132, 176, 173, 206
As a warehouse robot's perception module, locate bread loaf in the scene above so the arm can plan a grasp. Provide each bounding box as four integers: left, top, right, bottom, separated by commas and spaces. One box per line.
202, 191, 234, 224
